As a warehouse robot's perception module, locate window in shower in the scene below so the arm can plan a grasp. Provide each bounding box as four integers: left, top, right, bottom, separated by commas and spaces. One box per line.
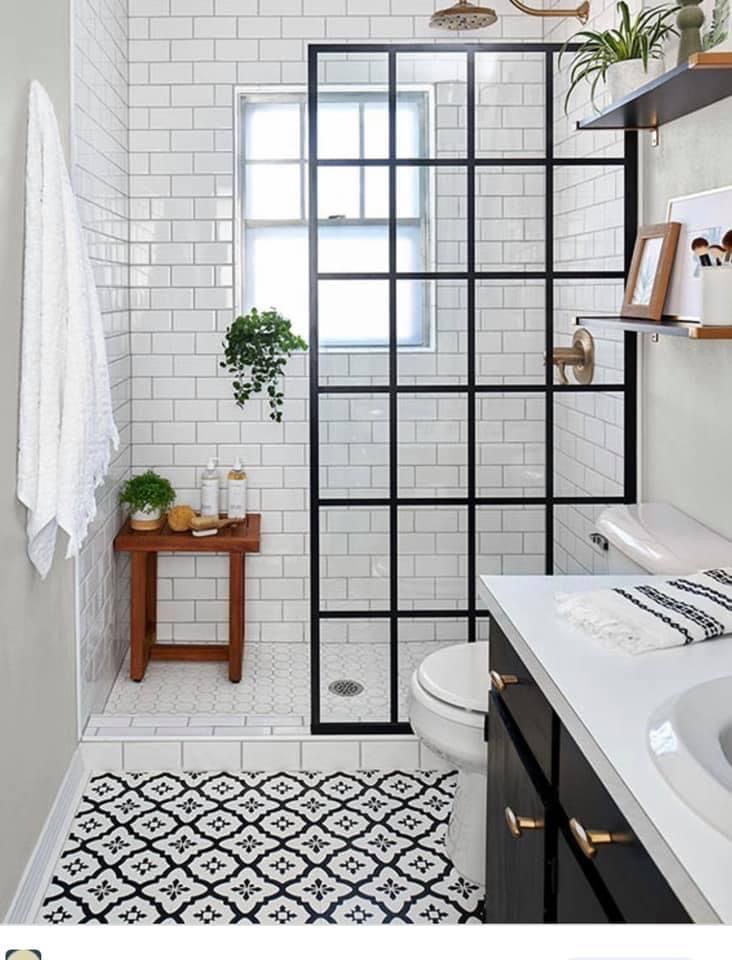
238, 90, 432, 348
309, 45, 638, 734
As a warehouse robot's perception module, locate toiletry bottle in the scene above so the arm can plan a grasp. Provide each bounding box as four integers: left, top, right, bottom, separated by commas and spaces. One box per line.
227, 457, 248, 521
200, 457, 220, 519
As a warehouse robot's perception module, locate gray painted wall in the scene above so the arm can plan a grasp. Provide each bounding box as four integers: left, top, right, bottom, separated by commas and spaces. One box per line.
0, 0, 77, 916
641, 98, 732, 540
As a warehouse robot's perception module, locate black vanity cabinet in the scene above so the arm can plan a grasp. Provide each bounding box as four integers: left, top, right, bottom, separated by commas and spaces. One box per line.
484, 623, 691, 924
485, 697, 546, 923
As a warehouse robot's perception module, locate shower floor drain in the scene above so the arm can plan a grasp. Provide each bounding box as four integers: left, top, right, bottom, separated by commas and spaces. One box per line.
328, 679, 364, 697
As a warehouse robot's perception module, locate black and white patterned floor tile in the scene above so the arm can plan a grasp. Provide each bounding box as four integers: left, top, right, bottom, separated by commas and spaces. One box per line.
39, 770, 484, 925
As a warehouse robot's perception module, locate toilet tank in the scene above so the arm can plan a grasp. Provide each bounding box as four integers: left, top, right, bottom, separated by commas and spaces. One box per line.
596, 503, 732, 575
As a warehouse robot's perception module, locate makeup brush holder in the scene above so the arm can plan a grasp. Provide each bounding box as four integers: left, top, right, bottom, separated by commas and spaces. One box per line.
701, 266, 732, 325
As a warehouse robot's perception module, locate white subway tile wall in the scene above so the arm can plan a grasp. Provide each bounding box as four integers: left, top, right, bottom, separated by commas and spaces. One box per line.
126, 23, 551, 663
75, 0, 629, 724
545, 0, 628, 575
73, 0, 132, 728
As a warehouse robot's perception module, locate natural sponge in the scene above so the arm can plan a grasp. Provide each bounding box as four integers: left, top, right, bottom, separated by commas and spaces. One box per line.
168, 504, 195, 532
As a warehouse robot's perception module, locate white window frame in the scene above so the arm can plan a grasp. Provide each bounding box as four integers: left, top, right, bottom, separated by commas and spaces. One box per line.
233, 84, 436, 353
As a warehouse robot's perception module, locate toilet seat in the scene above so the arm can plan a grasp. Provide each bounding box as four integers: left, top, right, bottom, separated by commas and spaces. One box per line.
416, 642, 490, 716
408, 642, 491, 883
410, 672, 485, 729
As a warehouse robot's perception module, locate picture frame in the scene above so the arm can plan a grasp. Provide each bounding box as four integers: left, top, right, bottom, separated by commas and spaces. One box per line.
621, 222, 681, 321
665, 185, 732, 321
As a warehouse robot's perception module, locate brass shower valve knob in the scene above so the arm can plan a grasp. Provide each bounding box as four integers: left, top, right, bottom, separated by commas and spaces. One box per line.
546, 327, 595, 385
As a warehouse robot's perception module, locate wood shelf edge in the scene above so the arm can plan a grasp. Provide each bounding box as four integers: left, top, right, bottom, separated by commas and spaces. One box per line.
688, 51, 732, 69
576, 315, 732, 339
687, 324, 732, 338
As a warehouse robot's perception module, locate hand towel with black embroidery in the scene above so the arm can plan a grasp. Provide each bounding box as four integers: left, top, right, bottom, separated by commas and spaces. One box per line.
555, 568, 732, 654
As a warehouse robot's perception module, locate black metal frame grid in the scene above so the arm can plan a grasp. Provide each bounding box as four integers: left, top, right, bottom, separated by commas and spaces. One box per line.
308, 43, 638, 735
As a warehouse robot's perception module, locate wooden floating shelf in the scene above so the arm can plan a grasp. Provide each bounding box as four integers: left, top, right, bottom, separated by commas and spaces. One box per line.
576, 315, 732, 339
577, 52, 732, 132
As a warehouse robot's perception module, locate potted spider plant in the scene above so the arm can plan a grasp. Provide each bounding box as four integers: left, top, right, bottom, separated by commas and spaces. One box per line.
120, 471, 176, 531
561, 1, 678, 112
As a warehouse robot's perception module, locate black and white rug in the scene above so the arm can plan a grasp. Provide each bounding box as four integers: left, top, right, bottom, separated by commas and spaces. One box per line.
39, 770, 484, 924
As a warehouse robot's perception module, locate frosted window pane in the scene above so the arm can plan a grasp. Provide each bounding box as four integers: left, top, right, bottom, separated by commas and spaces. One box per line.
318, 102, 359, 159
363, 100, 422, 158
247, 229, 423, 346
319, 279, 423, 347
245, 164, 301, 219
364, 168, 388, 219
318, 168, 360, 219
245, 226, 308, 338
397, 224, 423, 272
320, 281, 389, 345
245, 103, 301, 160
396, 100, 423, 158
319, 224, 389, 273
364, 102, 388, 158
397, 168, 421, 219
364, 168, 422, 219
396, 279, 426, 344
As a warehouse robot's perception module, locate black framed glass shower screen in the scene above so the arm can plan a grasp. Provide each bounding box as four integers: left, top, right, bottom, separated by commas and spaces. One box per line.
308, 44, 638, 735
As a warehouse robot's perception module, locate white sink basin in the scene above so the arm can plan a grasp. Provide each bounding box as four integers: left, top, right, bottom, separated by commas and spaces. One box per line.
648, 676, 732, 838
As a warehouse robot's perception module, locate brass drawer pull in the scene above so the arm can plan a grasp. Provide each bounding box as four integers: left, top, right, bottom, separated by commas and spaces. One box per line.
490, 669, 520, 692
505, 806, 544, 839
569, 817, 632, 859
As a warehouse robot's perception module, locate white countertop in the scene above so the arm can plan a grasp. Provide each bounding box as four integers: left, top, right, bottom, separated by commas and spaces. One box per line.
479, 573, 732, 924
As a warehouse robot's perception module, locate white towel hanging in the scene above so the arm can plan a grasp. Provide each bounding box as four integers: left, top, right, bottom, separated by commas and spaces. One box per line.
17, 81, 119, 579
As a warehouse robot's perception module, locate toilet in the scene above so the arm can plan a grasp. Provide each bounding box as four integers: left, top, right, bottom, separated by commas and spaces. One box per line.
408, 502, 732, 888
597, 502, 732, 574
408, 641, 489, 886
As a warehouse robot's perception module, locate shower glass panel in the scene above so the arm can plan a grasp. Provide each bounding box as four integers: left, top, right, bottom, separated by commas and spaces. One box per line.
309, 44, 637, 734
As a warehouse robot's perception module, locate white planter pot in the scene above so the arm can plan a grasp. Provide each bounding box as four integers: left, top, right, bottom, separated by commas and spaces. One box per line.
702, 266, 732, 325
130, 506, 163, 531
606, 58, 664, 103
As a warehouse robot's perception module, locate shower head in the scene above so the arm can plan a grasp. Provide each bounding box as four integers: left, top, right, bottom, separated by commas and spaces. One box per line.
429, 1, 498, 30
430, 0, 590, 29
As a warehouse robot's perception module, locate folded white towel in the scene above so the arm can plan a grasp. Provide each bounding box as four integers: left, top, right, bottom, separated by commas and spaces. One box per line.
17, 81, 119, 578
556, 568, 732, 654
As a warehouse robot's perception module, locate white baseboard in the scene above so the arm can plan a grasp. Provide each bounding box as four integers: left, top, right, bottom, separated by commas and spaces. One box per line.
4, 749, 88, 924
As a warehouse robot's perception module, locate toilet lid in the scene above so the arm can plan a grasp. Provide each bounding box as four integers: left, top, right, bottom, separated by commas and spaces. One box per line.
417, 642, 490, 714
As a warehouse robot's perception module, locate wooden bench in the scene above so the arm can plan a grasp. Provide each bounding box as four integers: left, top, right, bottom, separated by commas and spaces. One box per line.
114, 514, 261, 682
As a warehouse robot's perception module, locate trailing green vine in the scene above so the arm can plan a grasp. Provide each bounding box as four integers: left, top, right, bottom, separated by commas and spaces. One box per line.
220, 307, 308, 423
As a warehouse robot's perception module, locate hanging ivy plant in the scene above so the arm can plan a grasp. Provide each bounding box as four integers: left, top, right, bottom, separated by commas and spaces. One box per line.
220, 307, 308, 423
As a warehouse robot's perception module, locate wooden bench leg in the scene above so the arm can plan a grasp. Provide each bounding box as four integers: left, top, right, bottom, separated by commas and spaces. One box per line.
145, 553, 157, 665
130, 552, 148, 681
229, 552, 245, 682
129, 551, 157, 681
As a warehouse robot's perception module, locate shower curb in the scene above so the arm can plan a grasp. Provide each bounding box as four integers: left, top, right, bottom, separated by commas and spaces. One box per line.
79, 733, 451, 774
